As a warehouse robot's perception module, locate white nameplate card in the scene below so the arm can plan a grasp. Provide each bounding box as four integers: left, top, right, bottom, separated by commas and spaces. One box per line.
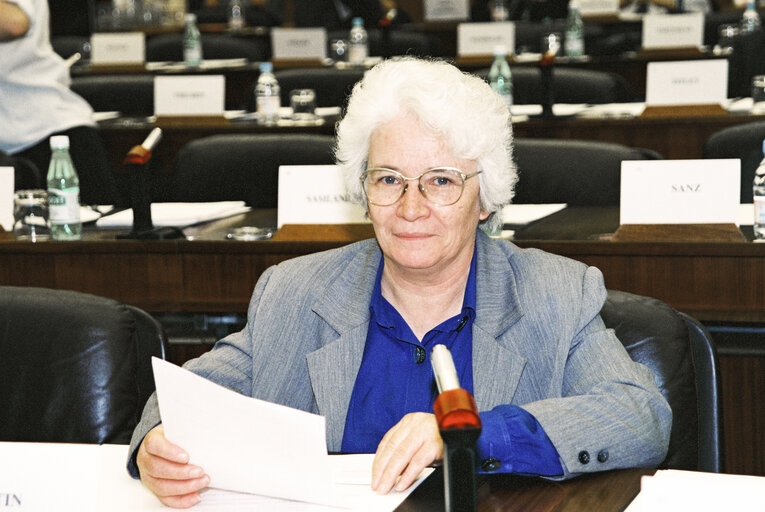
642, 13, 704, 49
457, 22, 515, 56
154, 75, 225, 116
645, 60, 727, 106
0, 167, 13, 232
90, 32, 145, 65
578, 0, 619, 16
620, 159, 740, 224
271, 27, 327, 60
277, 165, 369, 228
424, 0, 470, 21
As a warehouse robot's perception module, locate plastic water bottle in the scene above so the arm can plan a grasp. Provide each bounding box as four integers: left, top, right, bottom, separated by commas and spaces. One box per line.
255, 61, 281, 126
183, 13, 203, 67
490, 0, 509, 21
228, 0, 246, 31
741, 1, 761, 34
46, 135, 82, 241
564, 0, 585, 57
753, 140, 765, 239
348, 17, 368, 66
488, 45, 513, 112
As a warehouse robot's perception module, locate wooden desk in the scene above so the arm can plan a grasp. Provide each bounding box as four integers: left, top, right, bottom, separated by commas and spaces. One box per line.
399, 467, 654, 512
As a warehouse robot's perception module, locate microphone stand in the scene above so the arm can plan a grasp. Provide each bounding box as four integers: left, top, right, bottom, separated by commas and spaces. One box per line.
431, 345, 482, 512
117, 128, 184, 240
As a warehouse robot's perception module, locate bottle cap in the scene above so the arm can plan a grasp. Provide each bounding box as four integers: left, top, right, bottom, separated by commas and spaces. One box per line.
49, 135, 70, 149
185, 13, 196, 23
493, 45, 507, 56
352, 17, 363, 26
259, 61, 273, 73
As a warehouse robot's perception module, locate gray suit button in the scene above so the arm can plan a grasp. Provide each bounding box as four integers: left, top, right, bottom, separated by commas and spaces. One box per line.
578, 451, 590, 464
481, 457, 501, 472
597, 450, 609, 463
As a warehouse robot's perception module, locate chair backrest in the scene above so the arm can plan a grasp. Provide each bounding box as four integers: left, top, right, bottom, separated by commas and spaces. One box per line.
0, 286, 167, 444
475, 66, 636, 104
145, 33, 270, 62
601, 290, 723, 473
512, 138, 663, 205
0, 151, 44, 190
170, 134, 336, 207
272, 67, 367, 110
703, 120, 765, 203
70, 75, 155, 116
326, 27, 436, 58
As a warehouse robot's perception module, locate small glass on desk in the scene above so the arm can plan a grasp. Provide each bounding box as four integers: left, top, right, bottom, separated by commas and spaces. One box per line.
290, 89, 317, 121
13, 189, 50, 241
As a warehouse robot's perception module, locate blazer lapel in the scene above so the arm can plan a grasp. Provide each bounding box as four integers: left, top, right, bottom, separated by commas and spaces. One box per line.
472, 232, 528, 410
306, 241, 381, 451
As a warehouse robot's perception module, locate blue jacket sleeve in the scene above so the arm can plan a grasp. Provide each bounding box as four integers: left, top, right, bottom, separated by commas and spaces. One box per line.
477, 405, 563, 476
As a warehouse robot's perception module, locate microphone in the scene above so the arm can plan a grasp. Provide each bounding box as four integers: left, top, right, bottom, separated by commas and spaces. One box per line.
124, 127, 163, 165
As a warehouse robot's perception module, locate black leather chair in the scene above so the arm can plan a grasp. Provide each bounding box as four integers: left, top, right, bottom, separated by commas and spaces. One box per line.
272, 67, 367, 110
167, 134, 336, 207
703, 120, 765, 203
0, 287, 167, 444
512, 138, 663, 205
145, 33, 269, 62
0, 151, 44, 191
70, 75, 155, 116
475, 66, 636, 104
602, 290, 723, 472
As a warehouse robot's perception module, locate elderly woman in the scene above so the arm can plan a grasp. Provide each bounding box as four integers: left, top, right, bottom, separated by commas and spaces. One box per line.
128, 57, 671, 508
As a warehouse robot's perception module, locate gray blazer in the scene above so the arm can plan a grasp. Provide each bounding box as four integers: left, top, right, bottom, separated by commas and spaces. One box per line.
128, 231, 671, 479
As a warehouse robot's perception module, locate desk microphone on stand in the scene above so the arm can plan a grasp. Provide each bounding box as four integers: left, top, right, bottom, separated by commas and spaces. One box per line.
431, 344, 482, 512
118, 128, 183, 240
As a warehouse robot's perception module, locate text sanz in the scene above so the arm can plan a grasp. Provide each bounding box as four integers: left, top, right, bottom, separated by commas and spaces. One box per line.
671, 184, 701, 192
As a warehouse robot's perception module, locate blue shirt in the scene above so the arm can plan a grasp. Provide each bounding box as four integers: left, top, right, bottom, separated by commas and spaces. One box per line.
341, 249, 563, 476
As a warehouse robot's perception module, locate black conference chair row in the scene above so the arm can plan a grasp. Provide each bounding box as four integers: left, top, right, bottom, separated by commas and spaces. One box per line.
0, 286, 722, 472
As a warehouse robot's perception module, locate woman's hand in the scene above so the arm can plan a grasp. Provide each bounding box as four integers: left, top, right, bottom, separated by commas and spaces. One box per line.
371, 412, 443, 494
136, 424, 210, 508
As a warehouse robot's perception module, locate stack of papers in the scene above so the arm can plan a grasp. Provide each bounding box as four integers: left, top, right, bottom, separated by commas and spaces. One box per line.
95, 201, 250, 228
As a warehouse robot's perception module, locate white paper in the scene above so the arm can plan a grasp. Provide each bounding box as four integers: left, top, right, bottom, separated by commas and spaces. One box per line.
424, 0, 470, 20
500, 203, 567, 226
625, 469, 765, 511
91, 32, 145, 65
152, 358, 341, 507
0, 166, 13, 232
620, 159, 740, 224
271, 27, 327, 60
457, 22, 515, 56
95, 201, 250, 228
277, 165, 369, 228
578, 0, 619, 16
645, 60, 728, 106
641, 13, 704, 50
154, 75, 226, 116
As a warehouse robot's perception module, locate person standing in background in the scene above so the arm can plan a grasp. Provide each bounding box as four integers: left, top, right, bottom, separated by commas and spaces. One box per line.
0, 0, 121, 205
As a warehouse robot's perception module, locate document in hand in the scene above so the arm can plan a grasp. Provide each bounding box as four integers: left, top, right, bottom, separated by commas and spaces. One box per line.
152, 358, 341, 507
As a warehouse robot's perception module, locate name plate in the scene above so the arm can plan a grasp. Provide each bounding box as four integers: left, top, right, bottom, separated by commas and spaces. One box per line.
578, 0, 619, 16
154, 75, 225, 116
271, 28, 327, 60
620, 159, 740, 224
90, 32, 145, 65
0, 167, 12, 232
457, 22, 515, 56
642, 13, 703, 49
424, 0, 470, 21
277, 165, 369, 228
645, 59, 728, 106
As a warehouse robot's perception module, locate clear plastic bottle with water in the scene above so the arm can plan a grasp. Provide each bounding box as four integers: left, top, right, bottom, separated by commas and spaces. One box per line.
753, 140, 765, 239
183, 13, 203, 67
741, 0, 761, 34
348, 17, 368, 66
228, 0, 246, 31
564, 0, 585, 57
255, 61, 281, 126
46, 135, 82, 241
488, 45, 513, 112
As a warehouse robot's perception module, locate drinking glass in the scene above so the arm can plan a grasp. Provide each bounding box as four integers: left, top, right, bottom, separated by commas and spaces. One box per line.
13, 189, 50, 241
290, 89, 317, 121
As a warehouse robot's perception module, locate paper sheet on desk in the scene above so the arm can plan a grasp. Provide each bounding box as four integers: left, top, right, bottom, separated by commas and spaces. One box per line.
501, 203, 567, 226
625, 469, 765, 511
95, 201, 250, 228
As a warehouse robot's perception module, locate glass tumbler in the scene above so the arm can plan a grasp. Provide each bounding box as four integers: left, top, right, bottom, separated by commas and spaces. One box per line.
13, 189, 50, 241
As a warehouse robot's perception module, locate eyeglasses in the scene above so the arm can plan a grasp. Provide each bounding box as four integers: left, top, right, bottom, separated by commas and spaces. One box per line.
360, 167, 482, 207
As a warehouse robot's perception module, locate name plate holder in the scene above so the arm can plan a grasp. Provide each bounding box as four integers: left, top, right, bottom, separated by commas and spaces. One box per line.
89, 32, 146, 73
640, 59, 728, 118
270, 28, 327, 69
153, 75, 228, 126
610, 223, 745, 242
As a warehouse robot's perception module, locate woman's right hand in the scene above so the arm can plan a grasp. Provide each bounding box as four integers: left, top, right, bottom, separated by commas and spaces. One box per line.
136, 424, 210, 508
